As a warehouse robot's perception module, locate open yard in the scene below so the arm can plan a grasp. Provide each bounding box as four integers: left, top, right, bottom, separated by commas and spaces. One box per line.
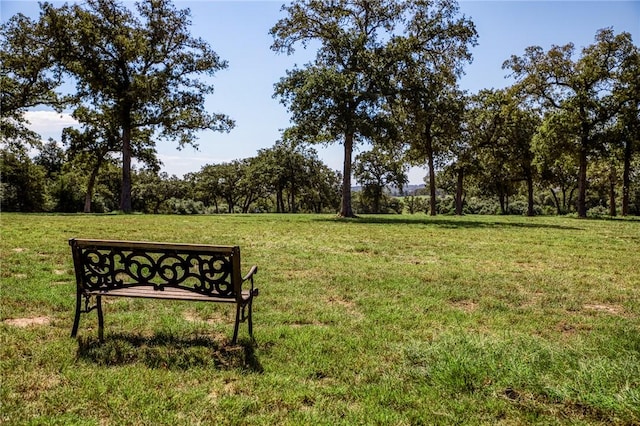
1, 213, 639, 425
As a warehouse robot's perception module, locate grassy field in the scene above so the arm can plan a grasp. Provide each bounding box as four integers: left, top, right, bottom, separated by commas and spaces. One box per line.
1, 213, 639, 425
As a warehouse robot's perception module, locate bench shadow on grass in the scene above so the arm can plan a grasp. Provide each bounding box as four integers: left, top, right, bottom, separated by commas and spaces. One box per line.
76, 332, 263, 372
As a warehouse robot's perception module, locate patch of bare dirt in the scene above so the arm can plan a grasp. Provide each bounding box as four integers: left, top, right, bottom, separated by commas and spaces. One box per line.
450, 300, 478, 313
584, 303, 625, 315
555, 321, 593, 335
4, 316, 51, 327
183, 310, 228, 325
326, 295, 365, 320
327, 295, 355, 309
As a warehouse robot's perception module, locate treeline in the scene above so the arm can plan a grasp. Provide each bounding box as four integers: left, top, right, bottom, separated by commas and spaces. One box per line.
3, 134, 640, 216
2, 0, 639, 217
1, 141, 342, 214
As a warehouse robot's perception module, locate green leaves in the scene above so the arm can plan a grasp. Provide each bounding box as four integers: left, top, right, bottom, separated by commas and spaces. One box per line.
504, 28, 639, 217
1, 12, 64, 145
22, 0, 235, 211
271, 0, 477, 216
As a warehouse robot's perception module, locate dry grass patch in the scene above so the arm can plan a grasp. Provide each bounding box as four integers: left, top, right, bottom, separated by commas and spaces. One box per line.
450, 300, 479, 313
3, 316, 51, 327
583, 303, 626, 316
183, 309, 229, 325
289, 320, 330, 327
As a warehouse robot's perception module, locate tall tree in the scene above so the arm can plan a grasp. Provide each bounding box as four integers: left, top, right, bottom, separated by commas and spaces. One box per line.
614, 42, 640, 216
271, 0, 409, 217
446, 94, 481, 215
532, 111, 580, 214
354, 147, 407, 213
399, 84, 467, 215
390, 0, 476, 215
254, 140, 315, 213
504, 28, 636, 218
38, 0, 233, 212
271, 0, 476, 217
466, 88, 540, 215
497, 91, 541, 216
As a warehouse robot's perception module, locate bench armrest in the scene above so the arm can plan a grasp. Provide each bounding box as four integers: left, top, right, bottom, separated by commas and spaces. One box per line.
242, 265, 258, 297
243, 265, 258, 282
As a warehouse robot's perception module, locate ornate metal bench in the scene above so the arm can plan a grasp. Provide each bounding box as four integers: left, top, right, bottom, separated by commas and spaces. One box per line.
69, 239, 258, 344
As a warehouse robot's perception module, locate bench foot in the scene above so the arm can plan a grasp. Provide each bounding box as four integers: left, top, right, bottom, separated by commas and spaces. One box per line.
232, 304, 241, 344
97, 295, 104, 342
70, 294, 103, 342
71, 293, 82, 338
232, 301, 255, 345
248, 302, 254, 341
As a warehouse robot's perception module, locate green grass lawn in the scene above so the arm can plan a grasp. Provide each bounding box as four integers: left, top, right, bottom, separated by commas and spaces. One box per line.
1, 213, 639, 425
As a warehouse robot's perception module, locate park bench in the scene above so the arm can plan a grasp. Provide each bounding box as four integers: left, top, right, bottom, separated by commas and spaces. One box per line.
69, 238, 258, 344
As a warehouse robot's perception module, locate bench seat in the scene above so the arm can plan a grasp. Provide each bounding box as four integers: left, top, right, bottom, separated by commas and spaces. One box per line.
84, 286, 253, 303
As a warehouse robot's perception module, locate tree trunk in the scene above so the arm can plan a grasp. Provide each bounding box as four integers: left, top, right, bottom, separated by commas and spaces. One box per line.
622, 139, 631, 216
425, 132, 436, 216
290, 179, 297, 213
577, 141, 587, 218
455, 168, 464, 215
276, 188, 284, 213
84, 170, 97, 213
568, 187, 576, 213
84, 155, 104, 213
550, 188, 561, 215
609, 163, 617, 217
120, 125, 133, 213
427, 159, 436, 216
373, 186, 381, 214
526, 174, 535, 216
498, 188, 506, 215
339, 132, 355, 217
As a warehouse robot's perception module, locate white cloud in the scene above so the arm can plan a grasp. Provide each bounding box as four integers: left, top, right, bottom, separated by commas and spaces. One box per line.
23, 110, 79, 141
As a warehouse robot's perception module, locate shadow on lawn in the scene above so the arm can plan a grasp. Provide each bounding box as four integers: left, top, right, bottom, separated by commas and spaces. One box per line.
317, 216, 583, 231
76, 332, 263, 372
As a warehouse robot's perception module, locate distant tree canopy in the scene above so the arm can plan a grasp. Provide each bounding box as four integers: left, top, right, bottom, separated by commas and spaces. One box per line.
504, 28, 639, 218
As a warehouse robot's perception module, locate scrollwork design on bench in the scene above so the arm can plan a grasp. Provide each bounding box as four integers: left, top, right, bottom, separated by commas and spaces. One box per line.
80, 248, 234, 296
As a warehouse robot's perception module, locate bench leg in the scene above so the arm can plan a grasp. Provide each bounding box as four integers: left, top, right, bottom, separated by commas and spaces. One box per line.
232, 304, 241, 344
97, 295, 104, 342
71, 292, 82, 338
247, 300, 254, 341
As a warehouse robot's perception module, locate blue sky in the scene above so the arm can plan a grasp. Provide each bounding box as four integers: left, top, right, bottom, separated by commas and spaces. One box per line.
2, 0, 639, 184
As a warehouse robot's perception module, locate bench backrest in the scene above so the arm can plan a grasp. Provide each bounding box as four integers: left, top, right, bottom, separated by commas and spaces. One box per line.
69, 239, 243, 301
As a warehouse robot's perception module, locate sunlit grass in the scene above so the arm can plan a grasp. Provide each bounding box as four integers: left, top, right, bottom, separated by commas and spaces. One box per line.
1, 213, 639, 424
